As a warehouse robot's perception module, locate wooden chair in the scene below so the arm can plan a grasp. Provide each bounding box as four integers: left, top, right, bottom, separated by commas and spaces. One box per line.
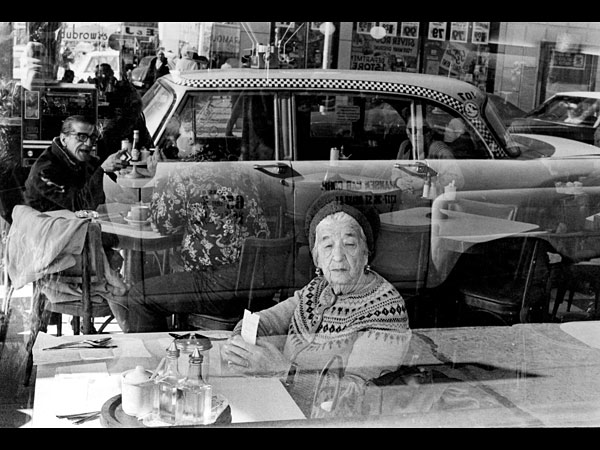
547, 231, 600, 321
24, 221, 115, 385
455, 236, 553, 325
552, 261, 600, 320
371, 223, 430, 294
184, 235, 295, 331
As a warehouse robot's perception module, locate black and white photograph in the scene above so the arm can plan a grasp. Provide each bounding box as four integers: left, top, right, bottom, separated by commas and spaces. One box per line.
2, 19, 600, 430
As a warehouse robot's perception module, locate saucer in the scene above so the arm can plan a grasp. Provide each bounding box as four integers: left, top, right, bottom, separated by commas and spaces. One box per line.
124, 217, 151, 227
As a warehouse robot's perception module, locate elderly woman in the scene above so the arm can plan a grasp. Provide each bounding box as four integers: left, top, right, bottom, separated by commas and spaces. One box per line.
222, 190, 412, 417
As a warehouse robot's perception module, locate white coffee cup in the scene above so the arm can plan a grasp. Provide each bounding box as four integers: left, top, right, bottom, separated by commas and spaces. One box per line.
140, 149, 150, 163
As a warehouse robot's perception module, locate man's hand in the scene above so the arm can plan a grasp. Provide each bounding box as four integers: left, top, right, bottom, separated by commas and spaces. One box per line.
101, 149, 128, 173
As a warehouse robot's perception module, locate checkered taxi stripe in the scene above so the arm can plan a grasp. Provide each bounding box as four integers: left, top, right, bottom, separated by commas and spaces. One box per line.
175, 76, 504, 158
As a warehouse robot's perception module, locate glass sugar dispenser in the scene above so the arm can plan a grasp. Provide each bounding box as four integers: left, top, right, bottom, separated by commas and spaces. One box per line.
174, 333, 213, 381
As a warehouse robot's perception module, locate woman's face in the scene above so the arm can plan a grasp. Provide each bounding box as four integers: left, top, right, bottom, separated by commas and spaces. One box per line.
314, 212, 369, 291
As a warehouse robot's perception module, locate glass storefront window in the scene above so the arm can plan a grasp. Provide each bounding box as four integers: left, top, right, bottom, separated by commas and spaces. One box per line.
6, 21, 600, 429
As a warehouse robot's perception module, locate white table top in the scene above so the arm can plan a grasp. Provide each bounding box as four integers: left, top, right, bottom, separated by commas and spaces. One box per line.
379, 206, 542, 286
380, 207, 540, 251
30, 331, 306, 428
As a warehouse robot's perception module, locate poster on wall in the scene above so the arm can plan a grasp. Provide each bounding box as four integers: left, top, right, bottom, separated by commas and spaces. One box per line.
351, 25, 419, 72
471, 22, 490, 44
440, 42, 470, 76
24, 90, 39, 120
450, 22, 469, 43
400, 22, 420, 39
428, 22, 447, 41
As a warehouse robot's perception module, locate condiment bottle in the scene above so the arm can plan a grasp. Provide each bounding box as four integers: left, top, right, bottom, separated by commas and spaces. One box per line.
176, 348, 213, 426
152, 340, 184, 424
175, 333, 212, 381
131, 130, 141, 162
422, 172, 431, 199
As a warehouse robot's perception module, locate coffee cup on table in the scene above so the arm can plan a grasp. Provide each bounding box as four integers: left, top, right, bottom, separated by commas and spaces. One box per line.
129, 205, 150, 222
140, 149, 150, 163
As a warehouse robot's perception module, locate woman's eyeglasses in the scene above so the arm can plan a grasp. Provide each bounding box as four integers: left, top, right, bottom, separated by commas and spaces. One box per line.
69, 132, 99, 144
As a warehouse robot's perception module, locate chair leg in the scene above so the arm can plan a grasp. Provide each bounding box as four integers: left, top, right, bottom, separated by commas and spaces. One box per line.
97, 315, 114, 334
567, 289, 575, 312
552, 285, 567, 320
72, 316, 81, 335
56, 313, 62, 337
24, 284, 51, 386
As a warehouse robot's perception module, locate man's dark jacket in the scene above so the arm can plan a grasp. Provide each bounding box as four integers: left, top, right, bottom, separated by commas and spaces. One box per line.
24, 137, 106, 213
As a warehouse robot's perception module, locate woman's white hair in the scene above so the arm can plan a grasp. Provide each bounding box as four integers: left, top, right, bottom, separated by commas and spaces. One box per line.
311, 211, 369, 267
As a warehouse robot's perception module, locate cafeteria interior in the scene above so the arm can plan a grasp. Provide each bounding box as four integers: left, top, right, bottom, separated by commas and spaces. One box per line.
0, 270, 598, 427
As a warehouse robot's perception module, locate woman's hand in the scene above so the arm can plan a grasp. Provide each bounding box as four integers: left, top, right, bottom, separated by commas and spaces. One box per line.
222, 335, 291, 377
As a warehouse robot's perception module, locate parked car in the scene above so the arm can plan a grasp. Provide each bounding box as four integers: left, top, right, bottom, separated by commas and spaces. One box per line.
130, 68, 600, 309
130, 55, 154, 92
486, 93, 527, 128
71, 49, 121, 83
509, 91, 600, 147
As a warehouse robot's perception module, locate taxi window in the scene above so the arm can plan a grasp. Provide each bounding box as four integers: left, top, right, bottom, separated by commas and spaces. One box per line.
159, 91, 276, 162
423, 105, 490, 159
294, 93, 409, 161
143, 81, 175, 141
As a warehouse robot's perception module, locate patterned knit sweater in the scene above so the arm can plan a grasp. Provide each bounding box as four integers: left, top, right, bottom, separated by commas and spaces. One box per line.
234, 271, 412, 416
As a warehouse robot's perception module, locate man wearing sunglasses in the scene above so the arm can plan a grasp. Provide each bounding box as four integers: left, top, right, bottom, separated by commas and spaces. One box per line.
24, 114, 126, 213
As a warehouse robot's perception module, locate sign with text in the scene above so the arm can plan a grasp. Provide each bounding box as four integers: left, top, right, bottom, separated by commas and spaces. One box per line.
380, 22, 398, 37
400, 22, 420, 39
350, 54, 386, 71
450, 22, 469, 43
428, 22, 447, 41
211, 23, 240, 55
356, 22, 376, 35
551, 51, 586, 69
471, 22, 490, 44
122, 25, 157, 39
440, 42, 469, 74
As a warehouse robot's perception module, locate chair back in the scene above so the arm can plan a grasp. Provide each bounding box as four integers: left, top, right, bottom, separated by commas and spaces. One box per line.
448, 198, 518, 221
235, 235, 295, 310
42, 221, 112, 334
371, 224, 429, 293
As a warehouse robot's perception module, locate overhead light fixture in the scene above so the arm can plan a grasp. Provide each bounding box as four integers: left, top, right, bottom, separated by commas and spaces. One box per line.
370, 25, 386, 40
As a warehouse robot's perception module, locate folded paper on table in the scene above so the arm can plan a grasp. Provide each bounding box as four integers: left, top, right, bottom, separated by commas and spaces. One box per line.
33, 332, 84, 365
53, 363, 120, 416
33, 332, 153, 365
